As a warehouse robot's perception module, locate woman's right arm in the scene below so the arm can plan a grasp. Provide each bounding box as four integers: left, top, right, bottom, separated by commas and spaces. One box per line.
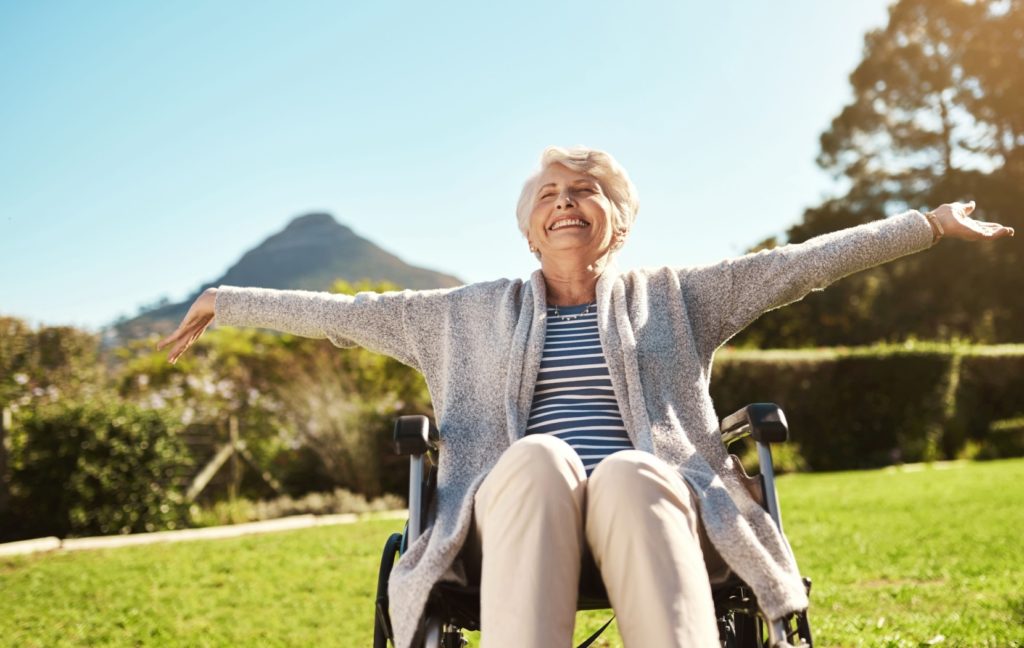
157, 285, 425, 369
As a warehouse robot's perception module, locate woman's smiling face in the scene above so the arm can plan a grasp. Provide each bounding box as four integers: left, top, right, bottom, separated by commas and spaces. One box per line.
527, 163, 616, 264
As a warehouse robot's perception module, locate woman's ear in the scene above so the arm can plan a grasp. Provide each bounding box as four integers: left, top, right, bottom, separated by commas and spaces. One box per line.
613, 229, 628, 249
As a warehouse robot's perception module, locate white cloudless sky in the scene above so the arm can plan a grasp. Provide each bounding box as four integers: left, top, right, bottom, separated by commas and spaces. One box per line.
0, 0, 897, 331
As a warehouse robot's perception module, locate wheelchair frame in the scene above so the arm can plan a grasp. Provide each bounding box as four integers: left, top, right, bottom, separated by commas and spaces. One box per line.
375, 403, 813, 648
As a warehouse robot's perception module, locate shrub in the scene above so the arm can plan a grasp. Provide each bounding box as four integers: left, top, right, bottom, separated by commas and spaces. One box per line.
6, 399, 191, 540
712, 344, 1024, 470
948, 348, 1024, 457
977, 417, 1024, 460
712, 347, 951, 470
730, 439, 808, 475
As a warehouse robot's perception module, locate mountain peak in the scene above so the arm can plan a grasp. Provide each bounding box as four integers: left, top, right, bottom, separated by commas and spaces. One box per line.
114, 211, 463, 340
285, 212, 344, 230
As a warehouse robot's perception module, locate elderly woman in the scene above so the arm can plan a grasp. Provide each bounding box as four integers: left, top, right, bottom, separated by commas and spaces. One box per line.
158, 146, 1013, 648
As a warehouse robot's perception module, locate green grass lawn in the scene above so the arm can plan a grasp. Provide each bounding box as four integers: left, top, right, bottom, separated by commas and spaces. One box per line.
2, 459, 1022, 647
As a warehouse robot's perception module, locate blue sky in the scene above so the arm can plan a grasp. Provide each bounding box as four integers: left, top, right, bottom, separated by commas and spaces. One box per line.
0, 0, 896, 331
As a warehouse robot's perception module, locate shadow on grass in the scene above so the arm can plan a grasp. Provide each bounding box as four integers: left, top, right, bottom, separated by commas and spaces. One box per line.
1009, 595, 1024, 627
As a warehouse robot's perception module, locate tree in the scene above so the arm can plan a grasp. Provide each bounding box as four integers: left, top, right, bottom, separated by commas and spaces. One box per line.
735, 0, 1023, 347
0, 317, 105, 409
113, 279, 433, 498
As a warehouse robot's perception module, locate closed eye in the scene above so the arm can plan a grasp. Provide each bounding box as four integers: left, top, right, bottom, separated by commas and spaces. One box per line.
540, 188, 594, 199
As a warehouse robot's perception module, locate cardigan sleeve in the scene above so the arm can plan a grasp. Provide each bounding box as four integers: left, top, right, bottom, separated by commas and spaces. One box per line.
679, 209, 935, 356
212, 286, 430, 371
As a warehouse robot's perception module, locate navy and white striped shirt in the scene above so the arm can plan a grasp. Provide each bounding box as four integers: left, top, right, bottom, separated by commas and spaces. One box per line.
526, 302, 634, 475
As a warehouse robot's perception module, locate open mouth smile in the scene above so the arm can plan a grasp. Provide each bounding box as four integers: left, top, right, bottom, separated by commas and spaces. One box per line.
549, 218, 590, 231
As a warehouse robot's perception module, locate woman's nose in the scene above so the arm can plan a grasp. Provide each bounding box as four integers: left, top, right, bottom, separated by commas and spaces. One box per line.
556, 192, 574, 209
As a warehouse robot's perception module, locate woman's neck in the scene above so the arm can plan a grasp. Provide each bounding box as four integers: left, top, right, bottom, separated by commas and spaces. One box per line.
540, 255, 609, 306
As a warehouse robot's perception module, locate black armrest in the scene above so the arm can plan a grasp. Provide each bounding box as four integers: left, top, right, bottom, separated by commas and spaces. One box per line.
393, 415, 440, 455
720, 403, 789, 446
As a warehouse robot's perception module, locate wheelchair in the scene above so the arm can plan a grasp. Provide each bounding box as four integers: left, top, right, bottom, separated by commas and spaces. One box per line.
374, 403, 814, 648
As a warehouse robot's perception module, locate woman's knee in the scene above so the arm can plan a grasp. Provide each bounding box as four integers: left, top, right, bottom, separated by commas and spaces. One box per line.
589, 450, 697, 513
498, 434, 586, 479
589, 449, 663, 484
481, 434, 586, 503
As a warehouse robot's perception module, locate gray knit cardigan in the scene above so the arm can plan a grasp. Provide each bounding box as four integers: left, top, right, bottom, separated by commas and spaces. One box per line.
213, 210, 934, 648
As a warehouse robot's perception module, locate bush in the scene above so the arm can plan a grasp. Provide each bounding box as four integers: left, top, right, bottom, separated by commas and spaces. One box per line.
5, 399, 191, 540
977, 417, 1024, 460
712, 347, 951, 470
113, 319, 433, 500
712, 344, 1024, 471
948, 348, 1024, 457
730, 438, 808, 475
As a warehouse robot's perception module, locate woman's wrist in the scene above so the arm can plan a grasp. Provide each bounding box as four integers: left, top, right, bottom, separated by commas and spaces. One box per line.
201, 287, 219, 317
923, 210, 944, 245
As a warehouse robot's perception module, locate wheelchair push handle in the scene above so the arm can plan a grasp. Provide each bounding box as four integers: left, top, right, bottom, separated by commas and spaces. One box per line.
393, 415, 440, 456
720, 403, 789, 446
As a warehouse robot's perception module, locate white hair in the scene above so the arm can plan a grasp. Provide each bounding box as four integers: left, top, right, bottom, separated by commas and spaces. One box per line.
515, 146, 640, 242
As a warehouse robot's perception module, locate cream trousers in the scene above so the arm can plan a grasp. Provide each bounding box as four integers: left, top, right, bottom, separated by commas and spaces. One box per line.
460, 434, 723, 647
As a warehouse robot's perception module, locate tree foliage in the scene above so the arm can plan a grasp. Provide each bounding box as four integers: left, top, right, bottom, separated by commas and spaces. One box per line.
736, 0, 1023, 347
112, 279, 432, 498
0, 316, 105, 411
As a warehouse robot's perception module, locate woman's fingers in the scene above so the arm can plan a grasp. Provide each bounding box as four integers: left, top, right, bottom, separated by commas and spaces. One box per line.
157, 310, 199, 350
168, 317, 212, 364
157, 326, 185, 351
168, 327, 195, 364
170, 333, 196, 364
185, 317, 211, 349
967, 220, 1013, 239
977, 219, 1016, 238
162, 318, 204, 363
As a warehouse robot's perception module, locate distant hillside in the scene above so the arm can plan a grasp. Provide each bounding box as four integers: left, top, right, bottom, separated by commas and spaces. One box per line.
115, 212, 462, 340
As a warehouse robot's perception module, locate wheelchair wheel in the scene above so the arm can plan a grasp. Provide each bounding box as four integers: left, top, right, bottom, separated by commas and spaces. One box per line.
375, 532, 404, 648
718, 609, 762, 648
417, 610, 467, 648
719, 610, 812, 648
733, 611, 762, 647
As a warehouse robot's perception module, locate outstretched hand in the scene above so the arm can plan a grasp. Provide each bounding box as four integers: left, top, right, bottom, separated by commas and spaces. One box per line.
932, 201, 1015, 241
156, 288, 217, 364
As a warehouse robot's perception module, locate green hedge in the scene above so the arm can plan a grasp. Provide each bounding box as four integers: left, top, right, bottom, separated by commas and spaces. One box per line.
4, 399, 191, 540
711, 344, 1024, 471
949, 349, 1024, 455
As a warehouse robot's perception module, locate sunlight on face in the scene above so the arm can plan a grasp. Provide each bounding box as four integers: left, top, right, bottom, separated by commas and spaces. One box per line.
527, 164, 615, 265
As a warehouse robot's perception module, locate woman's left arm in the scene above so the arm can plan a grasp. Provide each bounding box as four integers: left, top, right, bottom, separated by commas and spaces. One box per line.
158, 285, 451, 371
682, 202, 1013, 354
